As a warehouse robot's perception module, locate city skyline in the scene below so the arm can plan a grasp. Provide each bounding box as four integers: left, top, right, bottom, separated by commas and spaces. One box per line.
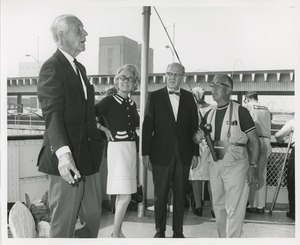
2, 0, 298, 115
2, 0, 299, 78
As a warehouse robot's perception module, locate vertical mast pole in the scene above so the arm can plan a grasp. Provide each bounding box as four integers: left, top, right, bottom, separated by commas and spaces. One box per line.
138, 6, 151, 217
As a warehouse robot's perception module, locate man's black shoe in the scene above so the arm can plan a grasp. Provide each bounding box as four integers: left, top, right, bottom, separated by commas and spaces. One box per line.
173, 232, 185, 238
193, 207, 203, 216
286, 211, 295, 220
256, 208, 265, 214
211, 209, 215, 218
154, 232, 165, 238
246, 207, 255, 213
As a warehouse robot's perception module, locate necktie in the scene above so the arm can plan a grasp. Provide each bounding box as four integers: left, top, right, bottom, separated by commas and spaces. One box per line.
73, 58, 80, 75
74, 58, 89, 87
169, 91, 181, 96
74, 58, 88, 99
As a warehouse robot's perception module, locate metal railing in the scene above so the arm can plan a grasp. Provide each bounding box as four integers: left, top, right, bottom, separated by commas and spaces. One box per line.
267, 142, 291, 188
7, 114, 44, 127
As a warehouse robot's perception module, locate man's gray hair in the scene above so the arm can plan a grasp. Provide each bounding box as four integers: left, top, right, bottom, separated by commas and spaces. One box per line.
212, 74, 233, 88
166, 63, 185, 74
50, 14, 76, 43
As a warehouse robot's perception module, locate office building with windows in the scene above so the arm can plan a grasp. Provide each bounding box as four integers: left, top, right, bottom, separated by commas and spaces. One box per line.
98, 36, 153, 74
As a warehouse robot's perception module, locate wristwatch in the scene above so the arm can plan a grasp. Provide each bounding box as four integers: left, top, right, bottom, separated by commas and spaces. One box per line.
250, 162, 258, 168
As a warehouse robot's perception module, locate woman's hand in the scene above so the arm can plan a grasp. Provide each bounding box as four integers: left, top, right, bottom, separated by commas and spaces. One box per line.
98, 123, 114, 141
103, 128, 114, 141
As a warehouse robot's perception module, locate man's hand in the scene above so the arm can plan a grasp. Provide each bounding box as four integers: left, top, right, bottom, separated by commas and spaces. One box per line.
58, 152, 81, 184
246, 165, 258, 186
143, 155, 152, 171
246, 130, 260, 187
193, 129, 204, 144
190, 156, 198, 170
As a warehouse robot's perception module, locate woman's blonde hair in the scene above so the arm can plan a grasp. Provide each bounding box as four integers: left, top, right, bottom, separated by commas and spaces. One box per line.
114, 64, 140, 92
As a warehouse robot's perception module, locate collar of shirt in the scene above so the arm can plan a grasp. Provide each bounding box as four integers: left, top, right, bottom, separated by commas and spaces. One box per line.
167, 88, 181, 94
59, 48, 77, 73
59, 48, 87, 99
217, 102, 229, 110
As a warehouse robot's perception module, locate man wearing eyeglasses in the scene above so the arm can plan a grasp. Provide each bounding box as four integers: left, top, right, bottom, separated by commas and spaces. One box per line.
202, 74, 260, 238
142, 63, 199, 238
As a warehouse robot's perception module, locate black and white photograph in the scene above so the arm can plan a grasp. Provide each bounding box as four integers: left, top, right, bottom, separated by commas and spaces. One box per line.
1, 0, 299, 244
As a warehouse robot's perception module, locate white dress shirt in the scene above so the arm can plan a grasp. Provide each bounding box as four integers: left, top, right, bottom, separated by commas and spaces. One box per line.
167, 88, 180, 121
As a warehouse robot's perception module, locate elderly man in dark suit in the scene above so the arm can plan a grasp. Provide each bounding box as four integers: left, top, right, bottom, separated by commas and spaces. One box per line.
142, 63, 199, 238
37, 14, 104, 238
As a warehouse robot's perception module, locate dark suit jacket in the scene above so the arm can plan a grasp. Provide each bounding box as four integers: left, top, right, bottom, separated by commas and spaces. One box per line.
142, 87, 199, 166
37, 49, 104, 176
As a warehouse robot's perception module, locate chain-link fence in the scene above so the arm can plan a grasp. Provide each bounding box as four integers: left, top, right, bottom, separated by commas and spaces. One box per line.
267, 142, 292, 188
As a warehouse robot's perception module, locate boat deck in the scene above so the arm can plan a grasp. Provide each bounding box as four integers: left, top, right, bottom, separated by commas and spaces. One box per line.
98, 206, 295, 238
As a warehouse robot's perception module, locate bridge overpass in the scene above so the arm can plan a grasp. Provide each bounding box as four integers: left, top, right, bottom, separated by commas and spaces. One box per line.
7, 69, 295, 112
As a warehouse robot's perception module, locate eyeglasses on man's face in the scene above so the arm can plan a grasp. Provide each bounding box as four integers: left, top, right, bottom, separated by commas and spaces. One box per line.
209, 82, 231, 89
118, 75, 135, 83
166, 72, 184, 78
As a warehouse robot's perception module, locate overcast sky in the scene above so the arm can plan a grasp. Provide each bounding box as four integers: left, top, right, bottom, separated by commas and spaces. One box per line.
2, 0, 299, 77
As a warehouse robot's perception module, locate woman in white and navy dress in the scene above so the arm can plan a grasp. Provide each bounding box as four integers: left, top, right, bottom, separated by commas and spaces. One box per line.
95, 64, 140, 238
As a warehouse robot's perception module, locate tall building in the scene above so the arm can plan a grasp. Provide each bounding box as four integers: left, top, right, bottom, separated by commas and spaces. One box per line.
98, 36, 153, 75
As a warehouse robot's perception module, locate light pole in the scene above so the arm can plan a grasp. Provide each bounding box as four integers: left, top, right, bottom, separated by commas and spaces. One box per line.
165, 45, 174, 63
165, 23, 175, 63
26, 54, 40, 75
26, 35, 40, 75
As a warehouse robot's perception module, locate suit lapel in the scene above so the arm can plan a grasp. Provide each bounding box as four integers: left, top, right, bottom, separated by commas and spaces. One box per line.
55, 49, 85, 99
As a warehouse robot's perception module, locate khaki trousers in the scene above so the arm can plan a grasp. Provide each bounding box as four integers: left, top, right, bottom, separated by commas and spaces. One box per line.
210, 161, 249, 238
249, 137, 272, 208
48, 172, 102, 238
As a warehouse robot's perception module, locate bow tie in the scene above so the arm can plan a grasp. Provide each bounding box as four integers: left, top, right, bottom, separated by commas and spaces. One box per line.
169, 91, 181, 96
